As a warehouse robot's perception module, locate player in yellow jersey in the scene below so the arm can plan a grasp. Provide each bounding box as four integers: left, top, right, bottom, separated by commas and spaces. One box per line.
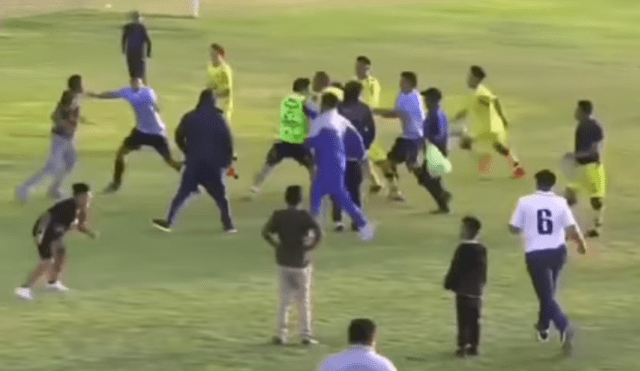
207, 43, 237, 178
355, 56, 385, 194
207, 43, 233, 122
453, 66, 526, 179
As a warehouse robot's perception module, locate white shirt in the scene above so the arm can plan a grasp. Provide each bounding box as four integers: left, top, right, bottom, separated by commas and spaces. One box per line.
318, 345, 397, 371
509, 191, 578, 253
308, 109, 355, 139
115, 87, 167, 136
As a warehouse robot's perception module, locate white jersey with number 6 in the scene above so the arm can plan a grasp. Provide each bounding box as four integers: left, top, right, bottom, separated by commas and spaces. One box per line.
510, 191, 578, 253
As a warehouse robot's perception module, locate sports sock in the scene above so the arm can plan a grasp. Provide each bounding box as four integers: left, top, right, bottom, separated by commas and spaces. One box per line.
113, 158, 125, 186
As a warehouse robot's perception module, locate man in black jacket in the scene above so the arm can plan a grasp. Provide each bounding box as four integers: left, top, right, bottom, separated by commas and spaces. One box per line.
331, 81, 376, 231
444, 216, 487, 357
152, 89, 235, 233
122, 11, 151, 82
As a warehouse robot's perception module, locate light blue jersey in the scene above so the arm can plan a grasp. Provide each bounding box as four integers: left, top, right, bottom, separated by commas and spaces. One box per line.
116, 87, 166, 136
395, 90, 425, 139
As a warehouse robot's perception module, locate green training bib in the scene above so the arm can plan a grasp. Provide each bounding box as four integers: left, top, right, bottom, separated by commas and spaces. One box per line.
279, 94, 308, 144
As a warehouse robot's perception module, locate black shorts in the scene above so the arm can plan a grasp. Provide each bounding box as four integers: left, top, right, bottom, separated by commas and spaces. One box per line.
387, 138, 424, 166
33, 225, 64, 260
266, 141, 313, 168
123, 129, 171, 160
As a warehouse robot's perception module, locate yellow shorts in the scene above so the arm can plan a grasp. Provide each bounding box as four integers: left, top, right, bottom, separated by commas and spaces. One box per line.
474, 129, 508, 150
368, 142, 387, 162
569, 163, 606, 198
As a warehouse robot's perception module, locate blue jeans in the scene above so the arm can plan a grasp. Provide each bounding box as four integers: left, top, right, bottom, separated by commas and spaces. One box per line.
525, 245, 569, 332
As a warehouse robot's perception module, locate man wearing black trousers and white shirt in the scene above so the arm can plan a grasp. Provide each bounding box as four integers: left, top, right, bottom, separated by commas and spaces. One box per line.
444, 216, 487, 357
509, 169, 587, 355
331, 81, 375, 231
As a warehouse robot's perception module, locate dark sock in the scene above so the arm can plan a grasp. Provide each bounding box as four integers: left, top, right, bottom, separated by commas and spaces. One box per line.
113, 158, 125, 185
47, 280, 56, 284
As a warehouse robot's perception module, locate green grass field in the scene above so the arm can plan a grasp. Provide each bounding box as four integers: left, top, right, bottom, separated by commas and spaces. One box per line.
1, 0, 640, 370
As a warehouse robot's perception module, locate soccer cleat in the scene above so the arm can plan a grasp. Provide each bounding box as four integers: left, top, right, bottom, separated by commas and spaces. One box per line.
15, 287, 33, 301
454, 348, 466, 358
561, 326, 575, 355
369, 184, 383, 194
103, 182, 120, 194
271, 336, 285, 345
334, 222, 345, 232
46, 281, 70, 293
151, 219, 172, 233
535, 324, 550, 343
358, 223, 376, 242
429, 208, 450, 215
224, 227, 238, 234
586, 229, 600, 238
512, 167, 526, 180
301, 338, 319, 346
466, 347, 479, 357
351, 223, 359, 232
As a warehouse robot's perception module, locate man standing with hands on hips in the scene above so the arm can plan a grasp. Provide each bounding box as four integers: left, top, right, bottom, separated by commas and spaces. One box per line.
509, 169, 587, 355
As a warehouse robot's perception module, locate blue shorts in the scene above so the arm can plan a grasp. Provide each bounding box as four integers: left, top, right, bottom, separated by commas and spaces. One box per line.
387, 137, 424, 166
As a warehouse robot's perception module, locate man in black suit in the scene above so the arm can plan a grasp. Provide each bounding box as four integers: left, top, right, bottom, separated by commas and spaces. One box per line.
444, 216, 487, 357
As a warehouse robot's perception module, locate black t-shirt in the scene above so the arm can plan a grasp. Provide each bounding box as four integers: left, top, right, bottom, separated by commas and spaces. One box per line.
33, 198, 78, 236
575, 118, 604, 165
444, 242, 487, 297
264, 208, 320, 268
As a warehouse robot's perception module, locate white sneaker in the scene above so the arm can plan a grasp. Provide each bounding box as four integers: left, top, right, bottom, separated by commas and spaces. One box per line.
46, 281, 70, 293
15, 287, 33, 301
358, 223, 376, 242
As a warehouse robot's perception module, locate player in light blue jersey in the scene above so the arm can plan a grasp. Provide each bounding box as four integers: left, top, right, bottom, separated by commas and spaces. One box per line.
88, 78, 182, 193
373, 72, 426, 201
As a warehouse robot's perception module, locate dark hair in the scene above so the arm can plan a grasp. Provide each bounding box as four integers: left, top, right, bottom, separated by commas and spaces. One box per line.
285, 185, 302, 206
344, 81, 363, 102
462, 216, 482, 238
131, 11, 141, 20
356, 56, 371, 65
321, 92, 339, 109
314, 71, 329, 81
210, 43, 225, 57
68, 75, 82, 90
400, 71, 418, 88
72, 183, 90, 195
331, 82, 344, 89
578, 100, 593, 115
421, 87, 442, 102
535, 169, 556, 191
470, 65, 486, 80
293, 78, 310, 93
59, 91, 74, 107
348, 318, 376, 345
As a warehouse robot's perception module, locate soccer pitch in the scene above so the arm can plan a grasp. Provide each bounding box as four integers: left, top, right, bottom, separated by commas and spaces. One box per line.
1, 0, 640, 370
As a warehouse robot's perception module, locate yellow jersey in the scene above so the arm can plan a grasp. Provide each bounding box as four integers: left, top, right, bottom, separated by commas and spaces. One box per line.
207, 61, 233, 119
357, 75, 381, 108
469, 84, 504, 136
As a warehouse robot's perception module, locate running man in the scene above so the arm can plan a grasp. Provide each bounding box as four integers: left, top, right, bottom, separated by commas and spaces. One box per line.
453, 66, 526, 179
373, 71, 426, 201
306, 93, 374, 241
152, 89, 236, 233
17, 75, 84, 202
564, 100, 606, 238
15, 183, 98, 301
509, 169, 587, 356
87, 78, 182, 193
355, 56, 384, 193
250, 78, 314, 196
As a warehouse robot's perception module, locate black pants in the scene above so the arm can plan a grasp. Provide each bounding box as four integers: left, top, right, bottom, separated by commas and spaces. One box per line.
416, 161, 449, 210
456, 295, 481, 349
331, 161, 363, 225
126, 52, 146, 80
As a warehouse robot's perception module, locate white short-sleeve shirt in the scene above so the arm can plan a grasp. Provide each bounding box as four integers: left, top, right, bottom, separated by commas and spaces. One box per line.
510, 191, 578, 253
116, 87, 167, 136
317, 345, 397, 371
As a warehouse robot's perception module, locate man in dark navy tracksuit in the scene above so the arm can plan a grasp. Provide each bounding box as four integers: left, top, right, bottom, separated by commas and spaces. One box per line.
152, 89, 236, 233
331, 81, 376, 231
122, 11, 151, 82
